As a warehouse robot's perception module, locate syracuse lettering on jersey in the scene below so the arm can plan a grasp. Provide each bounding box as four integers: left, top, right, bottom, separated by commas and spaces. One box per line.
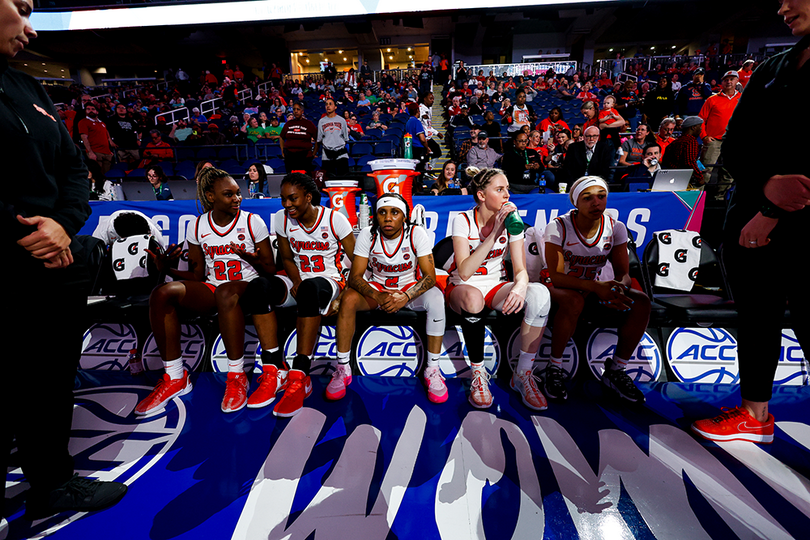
203, 243, 246, 259
369, 258, 413, 274
563, 250, 608, 266
290, 238, 330, 252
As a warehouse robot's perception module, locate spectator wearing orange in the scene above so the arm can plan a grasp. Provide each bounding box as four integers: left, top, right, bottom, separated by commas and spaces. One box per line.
78, 103, 115, 174
698, 70, 741, 180
654, 117, 676, 158
537, 106, 570, 134
738, 59, 755, 88
140, 129, 174, 167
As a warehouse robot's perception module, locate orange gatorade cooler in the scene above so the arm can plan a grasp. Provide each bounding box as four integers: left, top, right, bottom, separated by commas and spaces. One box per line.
368, 158, 420, 208
324, 180, 361, 228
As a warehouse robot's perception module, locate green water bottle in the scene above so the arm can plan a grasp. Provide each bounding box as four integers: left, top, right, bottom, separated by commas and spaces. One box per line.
403, 133, 413, 159
504, 210, 524, 235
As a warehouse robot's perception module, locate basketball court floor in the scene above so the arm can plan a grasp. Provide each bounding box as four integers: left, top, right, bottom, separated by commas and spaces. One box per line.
5, 371, 810, 540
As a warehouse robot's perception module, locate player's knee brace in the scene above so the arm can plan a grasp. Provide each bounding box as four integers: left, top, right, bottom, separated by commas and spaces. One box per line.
295, 278, 333, 317
459, 307, 488, 365
423, 288, 446, 336
241, 276, 278, 315
523, 283, 551, 328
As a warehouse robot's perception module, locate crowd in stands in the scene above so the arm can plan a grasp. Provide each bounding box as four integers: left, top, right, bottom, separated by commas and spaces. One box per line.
46, 49, 754, 200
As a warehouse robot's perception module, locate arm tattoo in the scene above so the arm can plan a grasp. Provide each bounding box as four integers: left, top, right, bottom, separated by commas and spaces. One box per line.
350, 273, 378, 298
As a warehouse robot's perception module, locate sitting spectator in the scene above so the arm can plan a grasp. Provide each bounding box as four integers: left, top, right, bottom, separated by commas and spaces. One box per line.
556, 78, 574, 100
431, 160, 459, 195
571, 123, 583, 142
245, 117, 265, 143
146, 165, 173, 200
227, 122, 247, 144
347, 114, 364, 139
654, 117, 676, 158
246, 162, 268, 198
265, 115, 283, 141
546, 129, 571, 169
455, 125, 481, 162
405, 102, 430, 169
498, 97, 512, 117
642, 77, 676, 133
661, 115, 704, 187
140, 129, 174, 167
537, 106, 570, 134
502, 91, 537, 133
450, 104, 475, 130
190, 107, 207, 128
560, 126, 614, 184
466, 131, 502, 170
203, 123, 228, 145
502, 131, 543, 194
624, 143, 662, 184
580, 101, 599, 131
617, 123, 651, 167
169, 118, 193, 143
366, 110, 388, 131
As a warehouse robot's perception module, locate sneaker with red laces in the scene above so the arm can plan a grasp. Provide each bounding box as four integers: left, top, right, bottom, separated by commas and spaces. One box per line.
510, 369, 548, 411
468, 364, 493, 409
247, 365, 288, 408
221, 372, 249, 413
134, 370, 192, 417
273, 370, 312, 418
423, 366, 448, 404
691, 406, 775, 444
325, 363, 352, 401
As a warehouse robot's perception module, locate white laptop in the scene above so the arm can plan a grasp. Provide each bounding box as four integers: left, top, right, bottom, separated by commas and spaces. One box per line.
651, 169, 693, 192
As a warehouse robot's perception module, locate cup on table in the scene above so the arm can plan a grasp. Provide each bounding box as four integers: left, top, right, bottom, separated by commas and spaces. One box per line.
558, 183, 568, 194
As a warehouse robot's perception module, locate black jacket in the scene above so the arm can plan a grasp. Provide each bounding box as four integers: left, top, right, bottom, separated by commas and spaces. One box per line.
560, 140, 614, 184
0, 59, 90, 252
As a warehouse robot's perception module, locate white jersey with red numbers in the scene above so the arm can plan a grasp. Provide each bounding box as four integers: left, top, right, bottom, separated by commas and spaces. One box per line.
448, 208, 524, 287
274, 206, 352, 286
543, 209, 627, 280
188, 210, 269, 287
354, 225, 432, 291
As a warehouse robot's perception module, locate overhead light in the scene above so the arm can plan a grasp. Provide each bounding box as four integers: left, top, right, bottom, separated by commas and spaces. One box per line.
672, 45, 677, 49
23, 63, 27, 66
306, 59, 310, 63
409, 55, 413, 59
338, 50, 343, 54
609, 48, 613, 52
343, 57, 347, 61
389, 56, 393, 60
42, 62, 46, 65
650, 46, 656, 50
44, 70, 47, 72
407, 47, 412, 51
387, 48, 391, 52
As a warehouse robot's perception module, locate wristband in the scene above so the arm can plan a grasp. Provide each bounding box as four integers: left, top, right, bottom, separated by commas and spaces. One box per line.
760, 198, 788, 219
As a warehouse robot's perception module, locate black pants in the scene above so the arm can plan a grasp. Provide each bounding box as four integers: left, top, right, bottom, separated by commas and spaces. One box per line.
2, 240, 92, 513
724, 238, 810, 402
322, 157, 349, 179
284, 151, 313, 177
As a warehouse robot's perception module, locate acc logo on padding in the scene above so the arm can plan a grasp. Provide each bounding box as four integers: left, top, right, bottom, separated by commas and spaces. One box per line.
80, 323, 139, 370
776, 329, 807, 386
285, 326, 338, 375
357, 326, 422, 377
666, 327, 738, 384
142, 324, 206, 373
439, 325, 500, 378
587, 328, 662, 382
210, 325, 262, 373
506, 327, 578, 378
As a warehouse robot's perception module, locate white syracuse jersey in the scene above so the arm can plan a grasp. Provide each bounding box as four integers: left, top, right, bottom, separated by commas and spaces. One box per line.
355, 225, 432, 291
188, 210, 269, 287
544, 210, 627, 280
448, 208, 524, 287
274, 206, 352, 286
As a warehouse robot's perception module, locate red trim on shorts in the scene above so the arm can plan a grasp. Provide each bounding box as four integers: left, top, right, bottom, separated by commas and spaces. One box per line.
484, 282, 510, 309
204, 282, 217, 294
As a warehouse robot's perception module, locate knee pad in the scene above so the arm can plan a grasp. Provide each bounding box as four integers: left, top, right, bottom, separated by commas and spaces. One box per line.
460, 307, 488, 365
241, 276, 282, 315
523, 283, 551, 328
423, 288, 446, 336
296, 278, 333, 317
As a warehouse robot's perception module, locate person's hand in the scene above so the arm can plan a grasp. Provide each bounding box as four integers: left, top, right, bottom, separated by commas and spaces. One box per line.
16, 215, 71, 260
110, 141, 118, 149
379, 290, 410, 313
703, 136, 715, 144
145, 243, 182, 272
594, 281, 633, 311
739, 212, 778, 248
43, 248, 74, 269
501, 283, 526, 315
290, 279, 302, 298
436, 132, 443, 139
763, 174, 810, 211
230, 242, 261, 265
87, 151, 97, 161
493, 202, 515, 235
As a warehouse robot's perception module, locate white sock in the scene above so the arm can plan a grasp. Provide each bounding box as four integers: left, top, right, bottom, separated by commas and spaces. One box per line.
549, 356, 563, 369
611, 356, 629, 370
164, 358, 184, 380
228, 356, 244, 373
337, 350, 350, 365
426, 354, 440, 368
516, 351, 535, 373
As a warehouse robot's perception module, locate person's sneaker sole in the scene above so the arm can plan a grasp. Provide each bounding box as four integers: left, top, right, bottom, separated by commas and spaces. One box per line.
134, 379, 193, 417
510, 377, 548, 411
690, 424, 774, 444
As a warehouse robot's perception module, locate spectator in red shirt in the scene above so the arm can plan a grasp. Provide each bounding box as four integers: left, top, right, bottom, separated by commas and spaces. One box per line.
537, 106, 570, 134
698, 70, 741, 181
738, 59, 755, 88
233, 65, 244, 82
78, 103, 115, 174
580, 100, 599, 131
280, 102, 317, 176
661, 115, 704, 186
140, 129, 174, 168
654, 117, 676, 158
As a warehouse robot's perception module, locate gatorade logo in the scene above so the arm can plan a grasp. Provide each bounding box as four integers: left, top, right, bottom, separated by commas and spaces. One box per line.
674, 249, 687, 263
660, 232, 672, 244
689, 268, 699, 281
332, 192, 346, 209
692, 236, 702, 248
382, 177, 401, 194
128, 241, 140, 255
528, 242, 539, 256
114, 258, 125, 271
657, 262, 669, 277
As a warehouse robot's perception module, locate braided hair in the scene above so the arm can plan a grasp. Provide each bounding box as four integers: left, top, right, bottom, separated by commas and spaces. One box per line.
464, 166, 506, 205
370, 192, 413, 243
196, 167, 233, 213
281, 172, 321, 206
